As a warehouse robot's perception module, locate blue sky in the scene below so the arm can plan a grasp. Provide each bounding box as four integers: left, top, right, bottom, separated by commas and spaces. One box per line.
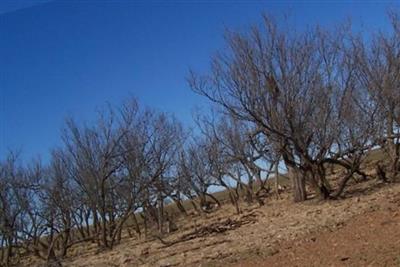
0, 1, 397, 162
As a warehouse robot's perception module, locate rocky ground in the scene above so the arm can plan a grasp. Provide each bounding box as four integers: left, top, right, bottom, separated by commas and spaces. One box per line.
40, 177, 398, 267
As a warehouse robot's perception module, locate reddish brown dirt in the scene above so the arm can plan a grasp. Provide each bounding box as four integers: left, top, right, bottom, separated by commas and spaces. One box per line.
236, 193, 400, 267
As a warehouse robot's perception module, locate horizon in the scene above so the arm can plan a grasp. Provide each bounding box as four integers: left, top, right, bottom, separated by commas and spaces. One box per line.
1, 1, 398, 162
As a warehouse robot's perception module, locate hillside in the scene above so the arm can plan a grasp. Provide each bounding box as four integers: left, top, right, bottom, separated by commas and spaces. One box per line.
19, 169, 400, 267
4, 3, 400, 267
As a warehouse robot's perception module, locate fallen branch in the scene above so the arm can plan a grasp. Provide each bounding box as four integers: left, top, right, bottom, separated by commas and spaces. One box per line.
154, 212, 258, 247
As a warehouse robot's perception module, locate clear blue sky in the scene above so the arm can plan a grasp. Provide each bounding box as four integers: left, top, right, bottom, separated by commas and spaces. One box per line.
0, 1, 397, 162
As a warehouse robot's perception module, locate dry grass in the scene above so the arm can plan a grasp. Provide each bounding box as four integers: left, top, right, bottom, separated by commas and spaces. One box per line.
17, 149, 398, 267
52, 178, 400, 267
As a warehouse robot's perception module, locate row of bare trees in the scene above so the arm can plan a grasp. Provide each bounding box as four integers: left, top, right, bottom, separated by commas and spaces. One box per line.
0, 99, 275, 266
189, 11, 400, 201
1, 11, 400, 266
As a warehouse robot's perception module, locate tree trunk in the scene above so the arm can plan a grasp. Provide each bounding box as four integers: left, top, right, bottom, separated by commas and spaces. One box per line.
61, 229, 70, 257
171, 195, 187, 215
317, 183, 331, 200
188, 196, 201, 214
5, 237, 12, 267
85, 209, 91, 239
205, 192, 221, 208
157, 194, 164, 234
101, 214, 108, 248
247, 175, 254, 203
387, 113, 399, 176
289, 166, 307, 202
315, 166, 331, 200
131, 213, 141, 238
1, 238, 4, 265
142, 207, 148, 239
228, 190, 240, 214
274, 162, 280, 199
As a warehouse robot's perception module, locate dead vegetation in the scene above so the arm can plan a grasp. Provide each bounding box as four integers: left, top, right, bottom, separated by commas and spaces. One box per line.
155, 211, 259, 248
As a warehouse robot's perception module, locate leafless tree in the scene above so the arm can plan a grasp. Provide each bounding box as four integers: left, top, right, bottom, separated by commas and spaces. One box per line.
121, 107, 184, 235
355, 11, 400, 178
177, 138, 221, 214
196, 113, 277, 206
61, 102, 133, 248
34, 149, 77, 263
188, 15, 379, 201
0, 152, 24, 267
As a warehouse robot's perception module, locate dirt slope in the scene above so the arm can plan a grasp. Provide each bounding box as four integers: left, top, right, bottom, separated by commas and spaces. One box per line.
22, 178, 400, 267
237, 195, 400, 267
48, 179, 399, 267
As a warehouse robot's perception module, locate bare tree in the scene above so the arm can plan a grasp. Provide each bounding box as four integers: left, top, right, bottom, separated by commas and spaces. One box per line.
189, 15, 379, 201
178, 138, 221, 214
196, 113, 276, 205
119, 105, 184, 235
355, 11, 400, 178
62, 102, 132, 248
0, 152, 24, 267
